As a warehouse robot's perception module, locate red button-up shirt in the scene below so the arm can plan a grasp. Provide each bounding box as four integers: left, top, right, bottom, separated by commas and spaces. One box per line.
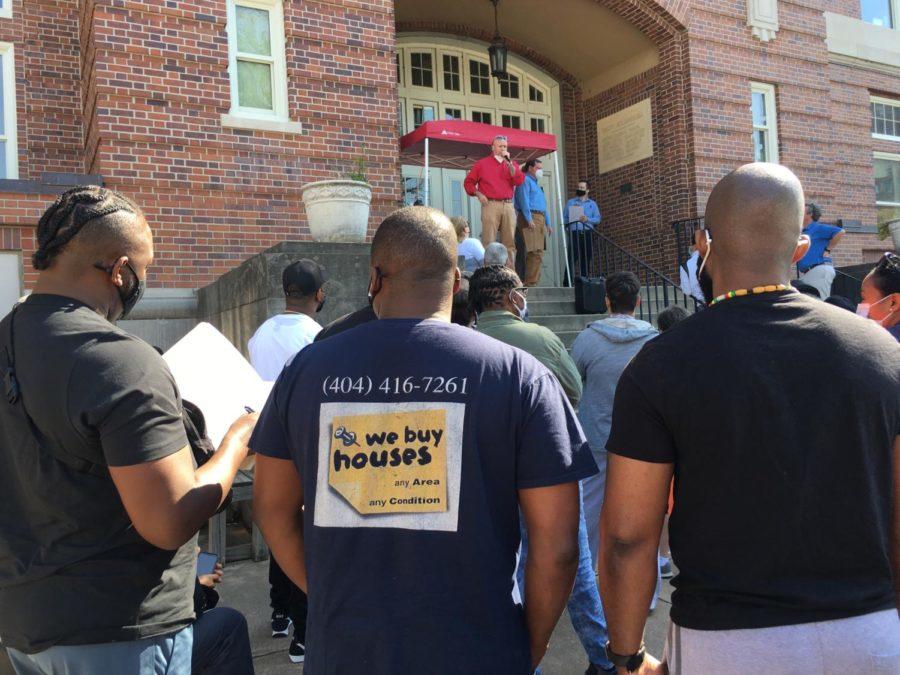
464, 155, 525, 200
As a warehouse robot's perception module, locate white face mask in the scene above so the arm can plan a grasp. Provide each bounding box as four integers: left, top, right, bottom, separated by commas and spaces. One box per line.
856, 295, 892, 324
509, 289, 528, 321
534, 168, 544, 180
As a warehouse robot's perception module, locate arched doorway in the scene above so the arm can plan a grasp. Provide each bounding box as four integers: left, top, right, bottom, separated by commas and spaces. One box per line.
397, 34, 565, 285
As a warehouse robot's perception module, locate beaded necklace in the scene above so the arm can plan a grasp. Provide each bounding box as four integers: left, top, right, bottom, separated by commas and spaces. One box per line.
708, 284, 792, 306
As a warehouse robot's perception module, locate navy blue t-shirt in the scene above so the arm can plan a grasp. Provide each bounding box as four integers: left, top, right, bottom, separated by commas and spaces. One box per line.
250, 319, 597, 675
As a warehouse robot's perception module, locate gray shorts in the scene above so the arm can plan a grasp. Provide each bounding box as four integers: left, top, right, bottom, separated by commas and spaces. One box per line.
663, 609, 900, 675
6, 625, 193, 675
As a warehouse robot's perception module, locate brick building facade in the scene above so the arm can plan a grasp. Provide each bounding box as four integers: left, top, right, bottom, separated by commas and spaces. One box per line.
0, 0, 897, 312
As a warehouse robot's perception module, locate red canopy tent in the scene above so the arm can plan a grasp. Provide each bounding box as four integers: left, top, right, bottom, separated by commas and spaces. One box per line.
398, 119, 570, 281
399, 119, 557, 170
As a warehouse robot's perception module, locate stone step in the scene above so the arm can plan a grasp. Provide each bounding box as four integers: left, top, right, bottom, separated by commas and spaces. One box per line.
530, 313, 606, 334
527, 299, 577, 316
527, 286, 574, 302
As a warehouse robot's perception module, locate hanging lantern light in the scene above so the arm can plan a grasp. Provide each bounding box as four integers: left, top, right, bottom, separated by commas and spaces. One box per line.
488, 0, 508, 78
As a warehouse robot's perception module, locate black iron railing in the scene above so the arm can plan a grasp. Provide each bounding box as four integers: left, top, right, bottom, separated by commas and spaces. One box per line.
672, 217, 704, 269
567, 228, 700, 324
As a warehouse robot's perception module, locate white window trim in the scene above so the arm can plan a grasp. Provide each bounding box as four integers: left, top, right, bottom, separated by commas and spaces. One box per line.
0, 1, 11, 20
750, 81, 779, 163
871, 95, 900, 142
407, 49, 437, 91
224, 0, 297, 129
861, 0, 900, 29
874, 150, 900, 208
0, 43, 18, 179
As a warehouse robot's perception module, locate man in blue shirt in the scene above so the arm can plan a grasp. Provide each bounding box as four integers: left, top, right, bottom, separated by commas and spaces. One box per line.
796, 202, 843, 299
565, 181, 601, 278
514, 159, 550, 286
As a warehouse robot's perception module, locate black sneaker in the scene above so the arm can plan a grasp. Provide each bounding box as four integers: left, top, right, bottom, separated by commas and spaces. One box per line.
271, 610, 292, 638
289, 635, 306, 663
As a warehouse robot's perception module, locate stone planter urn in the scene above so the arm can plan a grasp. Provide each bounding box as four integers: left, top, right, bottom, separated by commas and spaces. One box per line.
301, 179, 372, 243
888, 219, 900, 253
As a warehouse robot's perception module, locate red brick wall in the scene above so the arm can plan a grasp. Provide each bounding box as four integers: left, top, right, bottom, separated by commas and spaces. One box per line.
686, 0, 900, 270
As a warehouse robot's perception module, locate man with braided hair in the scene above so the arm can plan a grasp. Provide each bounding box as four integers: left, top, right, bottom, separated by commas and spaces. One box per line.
0, 186, 257, 673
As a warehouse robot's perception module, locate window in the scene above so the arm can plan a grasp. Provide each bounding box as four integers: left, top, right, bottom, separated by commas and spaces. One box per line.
396, 53, 402, 84
750, 82, 779, 163
0, 251, 20, 316
874, 153, 900, 227
469, 60, 491, 95
442, 55, 460, 91
471, 111, 492, 125
410, 53, 433, 88
0, 0, 10, 19
412, 104, 435, 128
0, 43, 18, 178
530, 117, 546, 133
497, 73, 519, 99
501, 114, 521, 129
860, 0, 894, 27
226, 0, 288, 119
528, 84, 545, 103
872, 97, 900, 140
444, 107, 463, 120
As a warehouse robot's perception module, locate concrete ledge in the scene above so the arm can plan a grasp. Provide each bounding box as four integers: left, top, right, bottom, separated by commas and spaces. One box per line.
221, 113, 303, 134
825, 12, 900, 70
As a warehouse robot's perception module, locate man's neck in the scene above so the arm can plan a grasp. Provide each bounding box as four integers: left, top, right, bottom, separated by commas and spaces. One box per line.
284, 300, 316, 319
33, 275, 108, 318
712, 270, 792, 298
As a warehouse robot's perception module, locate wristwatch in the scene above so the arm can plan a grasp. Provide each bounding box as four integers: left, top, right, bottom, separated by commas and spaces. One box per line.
605, 641, 646, 672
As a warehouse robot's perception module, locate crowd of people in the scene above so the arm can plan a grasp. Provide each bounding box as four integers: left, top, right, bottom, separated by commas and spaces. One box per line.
0, 160, 898, 675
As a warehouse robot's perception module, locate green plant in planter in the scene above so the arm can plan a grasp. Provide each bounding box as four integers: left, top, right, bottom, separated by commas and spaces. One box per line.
347, 155, 368, 184
877, 218, 892, 241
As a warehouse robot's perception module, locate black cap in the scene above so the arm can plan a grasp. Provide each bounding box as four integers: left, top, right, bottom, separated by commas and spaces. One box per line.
283, 259, 326, 297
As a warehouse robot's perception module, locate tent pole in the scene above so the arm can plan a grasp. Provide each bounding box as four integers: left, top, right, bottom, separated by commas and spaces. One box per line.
553, 151, 571, 287
424, 137, 430, 206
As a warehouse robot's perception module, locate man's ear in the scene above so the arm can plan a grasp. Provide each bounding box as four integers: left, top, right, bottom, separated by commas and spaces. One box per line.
452, 268, 461, 295
111, 256, 129, 288
791, 235, 811, 264
635, 296, 641, 308
696, 230, 710, 259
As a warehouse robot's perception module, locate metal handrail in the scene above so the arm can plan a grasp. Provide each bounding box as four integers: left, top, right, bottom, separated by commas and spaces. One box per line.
575, 228, 700, 324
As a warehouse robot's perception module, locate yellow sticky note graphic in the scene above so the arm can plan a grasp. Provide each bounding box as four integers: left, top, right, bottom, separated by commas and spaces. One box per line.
328, 408, 448, 515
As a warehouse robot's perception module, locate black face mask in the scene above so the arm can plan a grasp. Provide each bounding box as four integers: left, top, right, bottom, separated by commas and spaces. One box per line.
94, 260, 145, 320
697, 262, 714, 304
575, 189, 587, 197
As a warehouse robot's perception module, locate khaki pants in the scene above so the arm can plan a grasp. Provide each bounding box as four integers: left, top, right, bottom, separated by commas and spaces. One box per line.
517, 211, 545, 286
481, 200, 516, 266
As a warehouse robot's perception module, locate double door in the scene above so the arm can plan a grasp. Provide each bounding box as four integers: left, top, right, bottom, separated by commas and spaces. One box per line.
401, 165, 563, 286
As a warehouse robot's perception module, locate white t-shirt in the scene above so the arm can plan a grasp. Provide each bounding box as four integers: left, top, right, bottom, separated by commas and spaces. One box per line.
679, 250, 706, 303
248, 313, 322, 381
457, 238, 485, 273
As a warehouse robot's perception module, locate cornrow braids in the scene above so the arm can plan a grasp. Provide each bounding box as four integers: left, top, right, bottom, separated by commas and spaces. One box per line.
32, 185, 140, 270
469, 265, 519, 314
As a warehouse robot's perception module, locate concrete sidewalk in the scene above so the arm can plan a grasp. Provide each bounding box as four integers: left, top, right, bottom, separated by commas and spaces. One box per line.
218, 558, 672, 675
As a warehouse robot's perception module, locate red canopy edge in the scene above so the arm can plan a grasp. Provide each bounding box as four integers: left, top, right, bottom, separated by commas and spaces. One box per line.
399, 120, 558, 170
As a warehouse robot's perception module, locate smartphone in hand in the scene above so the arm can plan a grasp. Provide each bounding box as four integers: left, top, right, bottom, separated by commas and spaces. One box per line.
197, 551, 218, 577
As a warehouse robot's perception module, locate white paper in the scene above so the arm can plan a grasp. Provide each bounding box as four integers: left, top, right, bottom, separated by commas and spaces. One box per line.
568, 204, 584, 224
164, 322, 273, 449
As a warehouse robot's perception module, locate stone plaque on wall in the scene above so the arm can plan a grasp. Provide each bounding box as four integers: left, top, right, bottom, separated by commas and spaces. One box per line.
596, 98, 653, 174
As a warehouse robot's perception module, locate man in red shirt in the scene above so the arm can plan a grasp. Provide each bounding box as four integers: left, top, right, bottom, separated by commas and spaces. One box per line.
464, 135, 525, 267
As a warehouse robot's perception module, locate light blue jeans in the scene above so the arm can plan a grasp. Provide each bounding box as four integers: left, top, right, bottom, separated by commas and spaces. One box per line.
7, 625, 193, 675
517, 482, 614, 672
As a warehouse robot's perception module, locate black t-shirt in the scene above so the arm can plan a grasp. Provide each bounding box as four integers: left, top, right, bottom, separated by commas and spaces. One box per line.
315, 304, 377, 342
607, 291, 900, 630
251, 319, 597, 675
0, 295, 196, 653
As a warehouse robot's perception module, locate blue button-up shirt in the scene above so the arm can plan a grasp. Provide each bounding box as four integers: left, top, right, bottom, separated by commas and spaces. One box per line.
565, 197, 601, 231
514, 174, 547, 217
798, 221, 842, 272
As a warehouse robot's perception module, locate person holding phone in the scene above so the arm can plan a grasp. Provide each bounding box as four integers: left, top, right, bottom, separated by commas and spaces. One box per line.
190, 550, 254, 675
464, 135, 525, 268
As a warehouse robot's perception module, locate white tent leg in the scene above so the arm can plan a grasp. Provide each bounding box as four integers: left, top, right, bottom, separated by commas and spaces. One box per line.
424, 138, 430, 207
553, 151, 571, 286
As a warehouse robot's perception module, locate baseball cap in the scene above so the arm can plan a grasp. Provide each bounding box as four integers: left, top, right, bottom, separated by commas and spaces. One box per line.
282, 259, 326, 296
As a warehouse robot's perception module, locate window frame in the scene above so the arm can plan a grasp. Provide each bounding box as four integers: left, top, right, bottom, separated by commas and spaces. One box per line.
860, 0, 897, 28
497, 72, 521, 100
440, 52, 462, 93
871, 95, 900, 142
529, 116, 548, 133
0, 1, 11, 20
226, 0, 289, 121
408, 49, 436, 90
468, 59, 492, 97
0, 43, 18, 179
750, 81, 779, 164
500, 112, 522, 129
470, 108, 493, 125
874, 151, 900, 210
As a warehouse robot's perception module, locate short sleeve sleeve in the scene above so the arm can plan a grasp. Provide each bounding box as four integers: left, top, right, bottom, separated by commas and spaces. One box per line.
605, 367, 676, 463
516, 373, 598, 489
249, 374, 291, 460
73, 338, 188, 467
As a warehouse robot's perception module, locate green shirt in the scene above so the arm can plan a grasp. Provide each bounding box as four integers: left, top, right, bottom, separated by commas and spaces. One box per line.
476, 310, 582, 406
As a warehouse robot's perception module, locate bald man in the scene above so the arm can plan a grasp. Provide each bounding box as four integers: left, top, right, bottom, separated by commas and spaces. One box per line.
0, 187, 256, 672
598, 164, 900, 674
252, 206, 597, 675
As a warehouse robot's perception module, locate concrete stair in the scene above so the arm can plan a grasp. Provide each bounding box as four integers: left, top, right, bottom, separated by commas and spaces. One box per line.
527, 286, 694, 348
